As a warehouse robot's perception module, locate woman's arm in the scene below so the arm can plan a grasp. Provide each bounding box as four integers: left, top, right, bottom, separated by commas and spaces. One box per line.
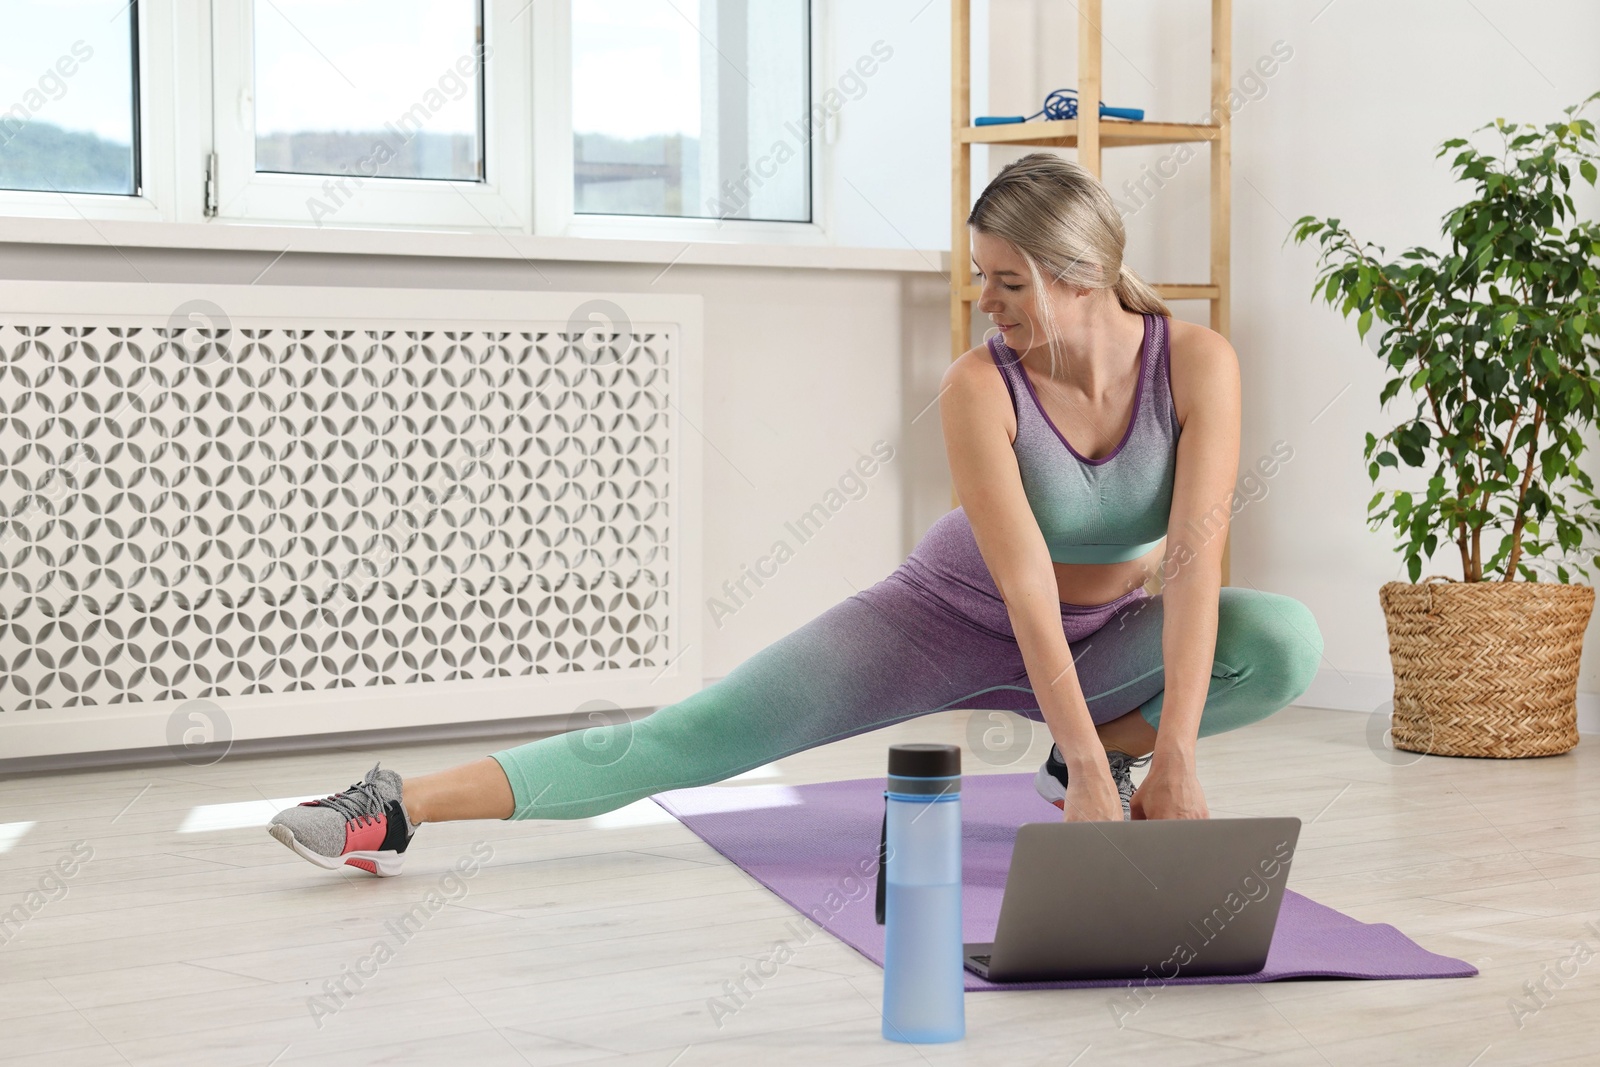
939, 349, 1123, 821
1155, 328, 1242, 755
1133, 326, 1242, 819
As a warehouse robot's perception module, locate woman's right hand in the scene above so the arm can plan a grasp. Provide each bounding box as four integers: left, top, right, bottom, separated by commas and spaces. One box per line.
1061, 768, 1125, 823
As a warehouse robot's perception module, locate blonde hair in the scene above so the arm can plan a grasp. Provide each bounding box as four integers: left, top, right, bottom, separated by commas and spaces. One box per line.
967, 152, 1168, 377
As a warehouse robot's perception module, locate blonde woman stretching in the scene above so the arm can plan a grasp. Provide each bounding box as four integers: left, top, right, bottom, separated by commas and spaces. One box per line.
268, 153, 1322, 875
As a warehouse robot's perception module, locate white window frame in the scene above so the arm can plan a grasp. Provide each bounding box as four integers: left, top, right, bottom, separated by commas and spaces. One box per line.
533, 0, 830, 246
0, 0, 835, 250
0, 0, 182, 223
208, 0, 532, 230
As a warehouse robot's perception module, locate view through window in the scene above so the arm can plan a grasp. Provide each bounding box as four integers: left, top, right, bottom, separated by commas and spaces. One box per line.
572, 0, 809, 222
0, 0, 139, 196
253, 0, 484, 182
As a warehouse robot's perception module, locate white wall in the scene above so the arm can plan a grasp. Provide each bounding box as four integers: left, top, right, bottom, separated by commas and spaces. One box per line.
823, 0, 952, 252
987, 0, 1600, 717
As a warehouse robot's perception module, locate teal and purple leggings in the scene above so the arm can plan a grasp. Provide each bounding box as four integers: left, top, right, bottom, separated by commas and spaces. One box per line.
489, 507, 1323, 820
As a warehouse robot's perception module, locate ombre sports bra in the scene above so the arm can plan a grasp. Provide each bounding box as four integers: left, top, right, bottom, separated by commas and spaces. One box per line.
987, 313, 1181, 565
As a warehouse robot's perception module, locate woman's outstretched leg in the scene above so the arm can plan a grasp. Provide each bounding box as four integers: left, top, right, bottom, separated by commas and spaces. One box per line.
266, 567, 1039, 872
403, 757, 515, 822
483, 573, 1041, 822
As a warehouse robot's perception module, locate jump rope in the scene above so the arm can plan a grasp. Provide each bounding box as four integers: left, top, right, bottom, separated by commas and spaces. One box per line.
975, 87, 1145, 126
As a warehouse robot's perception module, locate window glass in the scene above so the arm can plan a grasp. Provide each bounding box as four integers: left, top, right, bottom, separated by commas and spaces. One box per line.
573, 0, 809, 221
0, 0, 139, 195
254, 0, 484, 181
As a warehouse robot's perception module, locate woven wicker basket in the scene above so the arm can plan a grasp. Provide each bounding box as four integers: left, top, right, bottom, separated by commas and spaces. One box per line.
1378, 574, 1593, 758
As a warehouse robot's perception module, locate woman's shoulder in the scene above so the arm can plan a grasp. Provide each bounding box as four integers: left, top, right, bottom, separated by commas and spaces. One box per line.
1165, 316, 1235, 364
941, 336, 1010, 391
940, 338, 1019, 441
1164, 317, 1240, 429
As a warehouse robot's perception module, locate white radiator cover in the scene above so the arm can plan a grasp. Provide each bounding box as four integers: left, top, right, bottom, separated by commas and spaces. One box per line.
0, 281, 703, 760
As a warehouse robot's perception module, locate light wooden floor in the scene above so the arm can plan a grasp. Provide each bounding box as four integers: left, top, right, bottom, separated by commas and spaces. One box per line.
2, 705, 1598, 1067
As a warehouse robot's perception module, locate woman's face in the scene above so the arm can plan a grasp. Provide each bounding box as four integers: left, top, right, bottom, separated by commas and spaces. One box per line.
970, 229, 1085, 352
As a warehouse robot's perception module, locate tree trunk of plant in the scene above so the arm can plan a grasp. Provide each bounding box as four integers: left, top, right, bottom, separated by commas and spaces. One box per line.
1502, 406, 1547, 582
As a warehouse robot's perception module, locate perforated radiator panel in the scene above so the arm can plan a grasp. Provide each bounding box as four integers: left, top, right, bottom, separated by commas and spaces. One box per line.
0, 317, 680, 713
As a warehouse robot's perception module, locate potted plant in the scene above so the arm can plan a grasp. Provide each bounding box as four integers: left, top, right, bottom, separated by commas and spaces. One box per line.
1289, 90, 1600, 758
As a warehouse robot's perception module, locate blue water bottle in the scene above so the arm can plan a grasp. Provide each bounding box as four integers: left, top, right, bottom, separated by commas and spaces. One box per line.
875, 742, 964, 1043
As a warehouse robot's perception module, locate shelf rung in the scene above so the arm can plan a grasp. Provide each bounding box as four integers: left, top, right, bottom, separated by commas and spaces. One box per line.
956, 283, 1220, 302
1152, 284, 1222, 300
959, 119, 1221, 148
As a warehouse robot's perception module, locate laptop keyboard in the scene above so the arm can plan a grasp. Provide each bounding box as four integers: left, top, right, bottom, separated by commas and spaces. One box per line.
970, 954, 991, 965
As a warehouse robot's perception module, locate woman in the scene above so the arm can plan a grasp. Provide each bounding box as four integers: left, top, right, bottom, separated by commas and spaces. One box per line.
268, 153, 1323, 876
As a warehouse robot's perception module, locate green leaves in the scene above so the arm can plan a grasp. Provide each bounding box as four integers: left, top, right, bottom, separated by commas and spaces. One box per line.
1288, 91, 1600, 583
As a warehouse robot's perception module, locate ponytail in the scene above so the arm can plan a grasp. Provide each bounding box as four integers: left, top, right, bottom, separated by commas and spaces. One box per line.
1113, 261, 1170, 316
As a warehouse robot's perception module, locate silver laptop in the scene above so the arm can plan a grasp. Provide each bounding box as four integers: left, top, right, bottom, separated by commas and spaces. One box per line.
964, 816, 1301, 982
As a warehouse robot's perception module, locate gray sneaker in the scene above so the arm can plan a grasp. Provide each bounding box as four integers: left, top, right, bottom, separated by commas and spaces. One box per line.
267, 763, 417, 876
1033, 744, 1154, 819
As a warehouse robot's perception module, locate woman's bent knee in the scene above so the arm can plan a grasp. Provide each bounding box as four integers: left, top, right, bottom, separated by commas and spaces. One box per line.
1219, 589, 1322, 708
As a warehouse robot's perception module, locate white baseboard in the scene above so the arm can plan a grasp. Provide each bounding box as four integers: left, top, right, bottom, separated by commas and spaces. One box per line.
1293, 669, 1394, 717
0, 703, 659, 778
1297, 668, 1600, 736
0, 673, 691, 765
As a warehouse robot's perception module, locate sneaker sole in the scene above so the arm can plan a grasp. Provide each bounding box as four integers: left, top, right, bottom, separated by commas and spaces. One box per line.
1033, 762, 1066, 807
267, 823, 405, 877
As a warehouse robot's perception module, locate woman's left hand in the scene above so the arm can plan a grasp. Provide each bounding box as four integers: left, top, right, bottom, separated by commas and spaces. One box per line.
1128, 748, 1209, 820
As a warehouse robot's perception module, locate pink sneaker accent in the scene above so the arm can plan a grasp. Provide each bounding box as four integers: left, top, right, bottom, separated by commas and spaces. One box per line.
342, 814, 388, 854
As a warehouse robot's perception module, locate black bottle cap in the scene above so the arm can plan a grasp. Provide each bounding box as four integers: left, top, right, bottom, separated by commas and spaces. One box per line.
886, 743, 961, 778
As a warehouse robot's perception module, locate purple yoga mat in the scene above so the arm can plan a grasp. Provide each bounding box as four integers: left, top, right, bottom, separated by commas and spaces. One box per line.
651, 772, 1479, 991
